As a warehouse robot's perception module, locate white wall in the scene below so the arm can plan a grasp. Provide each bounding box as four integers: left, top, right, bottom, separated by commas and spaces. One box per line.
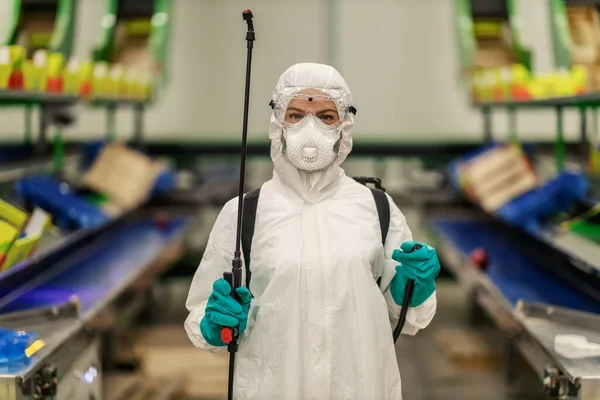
0, 0, 585, 143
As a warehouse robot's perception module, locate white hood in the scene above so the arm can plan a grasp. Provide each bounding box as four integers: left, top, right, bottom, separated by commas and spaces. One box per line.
268, 63, 355, 202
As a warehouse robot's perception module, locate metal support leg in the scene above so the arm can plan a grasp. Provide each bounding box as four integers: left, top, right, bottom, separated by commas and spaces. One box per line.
594, 108, 598, 141
467, 287, 486, 326
36, 105, 48, 156
505, 334, 518, 384
53, 129, 63, 175
133, 103, 145, 149
106, 104, 117, 142
580, 107, 588, 163
592, 108, 599, 175
483, 106, 492, 143
556, 106, 565, 172
101, 331, 115, 371
137, 286, 154, 324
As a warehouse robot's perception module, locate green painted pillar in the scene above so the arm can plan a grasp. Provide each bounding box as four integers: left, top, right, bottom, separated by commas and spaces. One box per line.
556, 106, 565, 172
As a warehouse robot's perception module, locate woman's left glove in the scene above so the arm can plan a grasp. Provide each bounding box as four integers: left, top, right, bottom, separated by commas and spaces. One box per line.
390, 240, 441, 307
200, 278, 252, 347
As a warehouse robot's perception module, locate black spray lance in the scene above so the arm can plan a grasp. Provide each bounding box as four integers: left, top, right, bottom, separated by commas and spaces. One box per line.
220, 9, 255, 400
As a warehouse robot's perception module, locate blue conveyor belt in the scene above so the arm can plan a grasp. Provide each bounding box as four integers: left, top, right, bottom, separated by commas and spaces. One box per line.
0, 217, 187, 316
433, 217, 600, 314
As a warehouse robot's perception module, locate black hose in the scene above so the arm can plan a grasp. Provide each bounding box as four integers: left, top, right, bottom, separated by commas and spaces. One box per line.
393, 279, 415, 342
228, 352, 236, 399
393, 243, 422, 342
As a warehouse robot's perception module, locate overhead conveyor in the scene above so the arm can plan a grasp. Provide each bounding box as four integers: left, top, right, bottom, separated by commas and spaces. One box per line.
0, 0, 81, 159
92, 0, 171, 100
460, 0, 596, 111
0, 0, 167, 155
91, 0, 172, 146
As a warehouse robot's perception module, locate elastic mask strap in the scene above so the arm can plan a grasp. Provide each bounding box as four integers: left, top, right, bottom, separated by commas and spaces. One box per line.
333, 132, 342, 153
281, 132, 287, 153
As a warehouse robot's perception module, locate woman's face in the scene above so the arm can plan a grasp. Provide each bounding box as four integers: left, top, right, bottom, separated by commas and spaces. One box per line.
284, 89, 340, 126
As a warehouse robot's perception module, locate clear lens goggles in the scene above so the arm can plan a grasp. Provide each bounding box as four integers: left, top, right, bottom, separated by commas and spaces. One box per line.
270, 93, 357, 129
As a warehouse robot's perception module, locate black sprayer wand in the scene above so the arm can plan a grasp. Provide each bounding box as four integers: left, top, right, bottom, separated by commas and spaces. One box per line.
221, 9, 255, 400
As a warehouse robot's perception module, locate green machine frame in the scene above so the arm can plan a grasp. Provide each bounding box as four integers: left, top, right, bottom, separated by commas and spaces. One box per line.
547, 0, 600, 70
548, 0, 574, 70
91, 0, 172, 146
455, 0, 532, 75
0, 0, 80, 171
548, 0, 600, 181
92, 0, 171, 98
455, 0, 533, 146
0, 0, 78, 58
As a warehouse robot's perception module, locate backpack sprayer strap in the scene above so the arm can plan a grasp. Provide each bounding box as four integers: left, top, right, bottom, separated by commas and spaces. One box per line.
241, 180, 390, 293
242, 188, 261, 292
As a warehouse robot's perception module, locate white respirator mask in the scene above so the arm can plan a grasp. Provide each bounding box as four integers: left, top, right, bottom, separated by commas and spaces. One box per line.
282, 115, 341, 172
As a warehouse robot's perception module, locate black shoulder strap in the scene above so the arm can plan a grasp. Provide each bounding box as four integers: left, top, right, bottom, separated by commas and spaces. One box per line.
242, 188, 261, 290
241, 186, 390, 291
369, 188, 390, 288
369, 188, 390, 246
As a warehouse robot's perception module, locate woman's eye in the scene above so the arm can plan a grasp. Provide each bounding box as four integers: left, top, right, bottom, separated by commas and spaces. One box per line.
288, 113, 303, 121
319, 114, 337, 124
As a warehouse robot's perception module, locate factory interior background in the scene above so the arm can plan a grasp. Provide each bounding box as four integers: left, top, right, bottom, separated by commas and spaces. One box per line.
1, 0, 591, 141
0, 0, 600, 399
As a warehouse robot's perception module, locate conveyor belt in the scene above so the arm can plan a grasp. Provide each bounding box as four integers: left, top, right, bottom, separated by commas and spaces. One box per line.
433, 217, 600, 314
0, 216, 187, 317
0, 311, 80, 377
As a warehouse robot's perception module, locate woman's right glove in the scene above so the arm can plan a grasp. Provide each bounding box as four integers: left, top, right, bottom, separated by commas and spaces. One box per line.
390, 241, 440, 307
200, 278, 252, 347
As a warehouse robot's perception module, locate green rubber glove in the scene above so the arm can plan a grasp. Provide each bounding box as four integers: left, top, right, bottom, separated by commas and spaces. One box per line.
200, 278, 252, 347
390, 241, 440, 307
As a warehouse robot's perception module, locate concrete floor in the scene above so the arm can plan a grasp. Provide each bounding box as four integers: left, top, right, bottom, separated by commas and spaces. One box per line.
146, 277, 547, 399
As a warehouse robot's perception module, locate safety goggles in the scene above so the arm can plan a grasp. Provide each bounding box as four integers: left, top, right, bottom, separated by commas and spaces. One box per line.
269, 92, 357, 130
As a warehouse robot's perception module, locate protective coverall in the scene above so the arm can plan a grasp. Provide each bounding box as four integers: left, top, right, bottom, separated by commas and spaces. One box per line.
185, 63, 437, 400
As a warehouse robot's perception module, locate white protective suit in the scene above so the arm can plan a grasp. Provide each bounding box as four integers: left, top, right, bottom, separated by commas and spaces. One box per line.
185, 63, 437, 400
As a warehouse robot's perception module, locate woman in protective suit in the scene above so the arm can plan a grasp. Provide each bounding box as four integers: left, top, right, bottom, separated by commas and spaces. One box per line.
185, 63, 440, 400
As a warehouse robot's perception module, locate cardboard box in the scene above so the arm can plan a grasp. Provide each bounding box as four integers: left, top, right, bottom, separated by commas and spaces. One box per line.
113, 20, 155, 73
473, 20, 514, 69
18, 12, 56, 57
81, 143, 162, 217
460, 145, 538, 213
